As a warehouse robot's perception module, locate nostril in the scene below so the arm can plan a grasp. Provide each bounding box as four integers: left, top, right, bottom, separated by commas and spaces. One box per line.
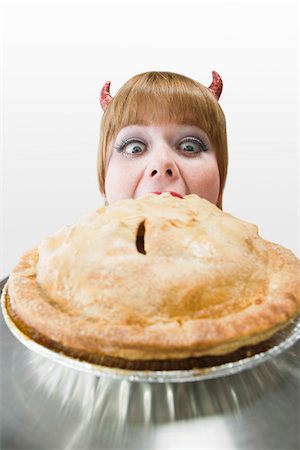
151, 169, 173, 176
136, 221, 146, 255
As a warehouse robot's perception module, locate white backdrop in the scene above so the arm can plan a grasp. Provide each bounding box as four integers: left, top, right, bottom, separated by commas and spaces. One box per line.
1, 0, 299, 278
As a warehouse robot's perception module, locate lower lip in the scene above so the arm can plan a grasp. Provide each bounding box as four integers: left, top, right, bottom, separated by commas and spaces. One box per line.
151, 191, 183, 199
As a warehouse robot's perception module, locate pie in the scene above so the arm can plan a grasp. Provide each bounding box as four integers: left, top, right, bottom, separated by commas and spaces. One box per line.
4, 193, 300, 369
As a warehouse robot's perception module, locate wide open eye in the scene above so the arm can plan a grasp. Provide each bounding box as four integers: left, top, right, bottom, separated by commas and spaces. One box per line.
179, 137, 208, 155
115, 139, 146, 156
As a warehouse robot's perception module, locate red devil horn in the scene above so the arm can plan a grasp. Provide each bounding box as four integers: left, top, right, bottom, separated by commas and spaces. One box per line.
208, 71, 223, 101
100, 81, 113, 111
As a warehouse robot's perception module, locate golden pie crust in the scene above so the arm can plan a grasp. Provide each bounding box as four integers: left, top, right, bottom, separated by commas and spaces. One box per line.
5, 193, 300, 367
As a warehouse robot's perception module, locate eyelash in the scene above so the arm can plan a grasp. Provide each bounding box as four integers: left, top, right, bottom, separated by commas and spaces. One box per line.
114, 137, 208, 156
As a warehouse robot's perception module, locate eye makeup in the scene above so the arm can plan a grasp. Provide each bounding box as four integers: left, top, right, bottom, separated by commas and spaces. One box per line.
114, 135, 209, 157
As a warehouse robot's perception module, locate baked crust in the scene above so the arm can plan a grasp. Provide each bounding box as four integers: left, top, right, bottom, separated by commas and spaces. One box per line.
6, 193, 300, 363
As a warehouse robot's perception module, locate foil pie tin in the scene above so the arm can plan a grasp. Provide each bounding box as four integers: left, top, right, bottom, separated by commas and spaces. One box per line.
1, 280, 300, 383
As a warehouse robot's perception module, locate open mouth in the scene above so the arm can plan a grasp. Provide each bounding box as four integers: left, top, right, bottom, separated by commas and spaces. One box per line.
151, 191, 184, 199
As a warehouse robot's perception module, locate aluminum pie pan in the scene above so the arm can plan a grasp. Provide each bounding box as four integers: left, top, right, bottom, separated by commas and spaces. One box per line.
1, 281, 300, 383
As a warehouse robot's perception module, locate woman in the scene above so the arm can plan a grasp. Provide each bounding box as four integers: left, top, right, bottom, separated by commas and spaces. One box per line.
97, 70, 228, 209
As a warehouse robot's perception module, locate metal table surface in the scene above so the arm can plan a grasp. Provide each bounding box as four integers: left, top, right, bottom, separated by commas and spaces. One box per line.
1, 276, 299, 450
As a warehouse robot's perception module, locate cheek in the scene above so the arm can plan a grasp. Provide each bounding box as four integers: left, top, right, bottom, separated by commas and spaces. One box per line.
188, 161, 220, 204
105, 159, 140, 203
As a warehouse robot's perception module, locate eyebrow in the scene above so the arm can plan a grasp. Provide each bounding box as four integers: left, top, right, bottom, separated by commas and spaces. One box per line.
117, 124, 207, 136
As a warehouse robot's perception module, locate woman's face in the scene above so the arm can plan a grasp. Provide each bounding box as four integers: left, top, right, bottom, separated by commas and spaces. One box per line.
104, 123, 220, 204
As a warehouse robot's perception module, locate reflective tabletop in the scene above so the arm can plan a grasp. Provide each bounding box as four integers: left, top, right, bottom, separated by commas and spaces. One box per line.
1, 276, 300, 450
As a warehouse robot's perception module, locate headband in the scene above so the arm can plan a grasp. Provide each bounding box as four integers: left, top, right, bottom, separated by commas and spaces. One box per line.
99, 70, 223, 112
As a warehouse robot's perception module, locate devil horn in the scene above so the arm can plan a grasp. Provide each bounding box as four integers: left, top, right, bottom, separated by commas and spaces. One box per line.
100, 81, 113, 111
208, 71, 223, 101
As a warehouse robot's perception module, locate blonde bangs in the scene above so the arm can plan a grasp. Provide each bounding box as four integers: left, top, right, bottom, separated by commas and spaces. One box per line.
98, 71, 228, 208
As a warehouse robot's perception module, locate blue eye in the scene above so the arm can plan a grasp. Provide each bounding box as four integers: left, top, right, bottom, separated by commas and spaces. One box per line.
115, 139, 146, 156
179, 137, 208, 154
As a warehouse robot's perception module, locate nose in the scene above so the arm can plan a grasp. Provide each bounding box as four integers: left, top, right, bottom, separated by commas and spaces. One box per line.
144, 147, 180, 181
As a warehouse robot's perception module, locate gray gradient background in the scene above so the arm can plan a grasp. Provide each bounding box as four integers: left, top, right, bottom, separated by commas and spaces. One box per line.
1, 0, 299, 278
